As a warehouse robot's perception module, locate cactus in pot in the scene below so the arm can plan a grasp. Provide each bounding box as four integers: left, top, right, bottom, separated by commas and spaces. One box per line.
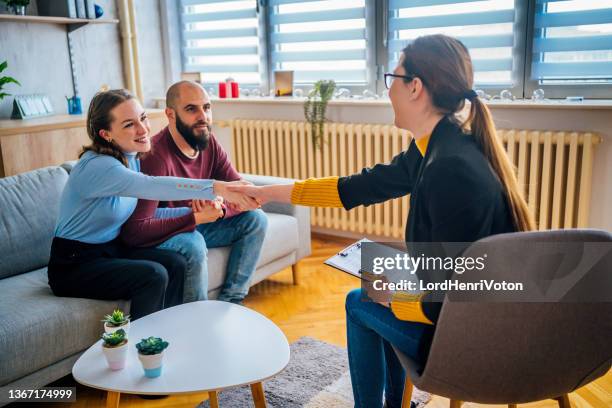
101, 329, 128, 370
102, 309, 130, 335
136, 336, 169, 378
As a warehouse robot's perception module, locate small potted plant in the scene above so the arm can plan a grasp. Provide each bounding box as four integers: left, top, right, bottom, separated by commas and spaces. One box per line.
0, 61, 20, 102
101, 329, 128, 371
136, 336, 169, 378
102, 309, 130, 335
2, 0, 30, 15
304, 79, 336, 148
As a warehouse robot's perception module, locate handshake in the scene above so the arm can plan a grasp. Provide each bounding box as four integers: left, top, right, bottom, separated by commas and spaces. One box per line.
196, 180, 291, 224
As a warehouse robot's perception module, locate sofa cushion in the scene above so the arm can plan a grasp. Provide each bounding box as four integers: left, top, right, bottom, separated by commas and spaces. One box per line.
0, 166, 68, 279
0, 268, 128, 386
207, 213, 298, 292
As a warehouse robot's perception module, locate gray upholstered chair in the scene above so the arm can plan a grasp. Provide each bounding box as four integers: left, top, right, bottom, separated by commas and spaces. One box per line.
394, 229, 612, 408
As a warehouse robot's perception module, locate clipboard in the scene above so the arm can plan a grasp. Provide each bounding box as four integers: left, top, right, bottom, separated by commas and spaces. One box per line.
324, 238, 372, 279
324, 238, 421, 288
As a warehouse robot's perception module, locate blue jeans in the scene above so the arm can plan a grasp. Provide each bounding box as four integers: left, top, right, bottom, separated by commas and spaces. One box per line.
157, 209, 268, 303
345, 289, 431, 408
156, 230, 207, 302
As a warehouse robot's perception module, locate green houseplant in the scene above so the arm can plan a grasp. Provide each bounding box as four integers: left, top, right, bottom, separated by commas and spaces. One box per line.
101, 329, 128, 370
102, 309, 130, 334
303, 80, 336, 148
0, 61, 20, 101
136, 336, 169, 378
2, 0, 30, 15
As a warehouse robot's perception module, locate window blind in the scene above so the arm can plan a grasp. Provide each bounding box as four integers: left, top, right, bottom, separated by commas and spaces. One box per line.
532, 0, 612, 84
180, 0, 261, 85
388, 0, 517, 87
269, 0, 368, 84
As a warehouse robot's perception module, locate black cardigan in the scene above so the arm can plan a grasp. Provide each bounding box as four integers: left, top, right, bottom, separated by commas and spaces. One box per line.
337, 115, 516, 324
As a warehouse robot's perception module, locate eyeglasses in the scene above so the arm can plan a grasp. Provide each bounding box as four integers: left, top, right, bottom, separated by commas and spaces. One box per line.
384, 73, 415, 90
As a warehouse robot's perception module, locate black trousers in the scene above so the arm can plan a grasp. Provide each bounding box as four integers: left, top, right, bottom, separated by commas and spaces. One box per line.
48, 237, 186, 320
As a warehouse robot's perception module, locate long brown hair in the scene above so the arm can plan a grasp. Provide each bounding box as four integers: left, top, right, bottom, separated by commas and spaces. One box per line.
402, 35, 535, 231
80, 89, 134, 167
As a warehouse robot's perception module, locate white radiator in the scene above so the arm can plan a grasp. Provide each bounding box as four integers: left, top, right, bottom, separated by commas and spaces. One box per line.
223, 120, 601, 238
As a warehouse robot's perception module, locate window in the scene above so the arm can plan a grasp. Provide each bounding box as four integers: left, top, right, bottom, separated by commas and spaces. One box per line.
175, 0, 612, 99
268, 0, 370, 86
180, 0, 262, 85
527, 0, 612, 98
388, 0, 518, 90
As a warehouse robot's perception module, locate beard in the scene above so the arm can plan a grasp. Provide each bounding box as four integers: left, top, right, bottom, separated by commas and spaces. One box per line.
175, 114, 211, 151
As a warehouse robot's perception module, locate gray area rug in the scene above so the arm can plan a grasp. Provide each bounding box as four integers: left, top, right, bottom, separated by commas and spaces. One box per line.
198, 337, 431, 408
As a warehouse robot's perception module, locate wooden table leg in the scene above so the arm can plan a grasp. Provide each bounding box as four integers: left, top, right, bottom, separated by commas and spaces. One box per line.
556, 394, 572, 408
208, 390, 219, 408
401, 376, 413, 408
106, 391, 120, 408
250, 382, 267, 408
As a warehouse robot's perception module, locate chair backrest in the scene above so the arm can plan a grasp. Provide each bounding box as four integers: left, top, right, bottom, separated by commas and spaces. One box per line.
416, 229, 612, 404
0, 166, 69, 279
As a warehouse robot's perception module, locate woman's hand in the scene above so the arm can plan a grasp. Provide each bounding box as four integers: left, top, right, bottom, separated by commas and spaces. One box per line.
192, 199, 224, 224
226, 185, 266, 203
213, 180, 260, 211
362, 271, 393, 307
226, 183, 294, 205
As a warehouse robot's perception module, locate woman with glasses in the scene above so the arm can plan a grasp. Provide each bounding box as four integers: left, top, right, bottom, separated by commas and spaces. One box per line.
230, 34, 534, 408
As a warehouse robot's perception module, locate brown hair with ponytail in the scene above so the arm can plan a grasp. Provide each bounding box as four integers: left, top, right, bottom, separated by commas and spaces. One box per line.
402, 34, 535, 231
80, 89, 135, 167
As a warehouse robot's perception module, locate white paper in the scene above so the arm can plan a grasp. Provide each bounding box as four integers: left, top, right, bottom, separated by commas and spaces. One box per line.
324, 238, 372, 278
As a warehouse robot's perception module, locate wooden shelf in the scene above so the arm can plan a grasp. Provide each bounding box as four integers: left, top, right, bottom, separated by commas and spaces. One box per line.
0, 14, 118, 25
0, 110, 165, 137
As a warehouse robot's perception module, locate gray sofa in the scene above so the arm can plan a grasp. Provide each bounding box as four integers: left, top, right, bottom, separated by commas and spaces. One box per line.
0, 164, 310, 398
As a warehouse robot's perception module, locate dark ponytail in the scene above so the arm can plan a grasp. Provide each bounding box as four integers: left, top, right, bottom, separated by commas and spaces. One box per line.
80, 89, 135, 167
466, 96, 535, 231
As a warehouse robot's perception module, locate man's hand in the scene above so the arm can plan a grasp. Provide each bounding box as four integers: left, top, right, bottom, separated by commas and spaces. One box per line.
213, 180, 261, 211
192, 199, 223, 224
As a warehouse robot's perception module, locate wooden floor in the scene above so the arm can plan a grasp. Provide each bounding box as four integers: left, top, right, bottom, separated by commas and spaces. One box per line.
33, 235, 611, 408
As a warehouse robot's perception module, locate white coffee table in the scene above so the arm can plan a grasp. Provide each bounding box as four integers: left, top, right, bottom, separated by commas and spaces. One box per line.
72, 301, 290, 408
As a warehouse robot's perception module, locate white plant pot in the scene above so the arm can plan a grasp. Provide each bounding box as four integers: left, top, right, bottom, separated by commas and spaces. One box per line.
138, 351, 165, 378
104, 320, 130, 336
102, 341, 128, 371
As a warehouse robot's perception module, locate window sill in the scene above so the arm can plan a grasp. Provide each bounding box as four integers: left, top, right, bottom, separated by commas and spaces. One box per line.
211, 97, 612, 110
153, 96, 612, 110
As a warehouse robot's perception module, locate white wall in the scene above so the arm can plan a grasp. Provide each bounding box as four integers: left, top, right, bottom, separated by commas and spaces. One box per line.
0, 0, 169, 118
135, 0, 167, 108
0, 0, 124, 118
211, 99, 612, 231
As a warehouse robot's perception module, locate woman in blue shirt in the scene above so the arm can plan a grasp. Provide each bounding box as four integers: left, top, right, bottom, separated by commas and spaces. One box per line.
48, 89, 256, 319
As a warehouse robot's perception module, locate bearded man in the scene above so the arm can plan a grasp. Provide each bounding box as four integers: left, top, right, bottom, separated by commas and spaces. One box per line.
121, 81, 267, 304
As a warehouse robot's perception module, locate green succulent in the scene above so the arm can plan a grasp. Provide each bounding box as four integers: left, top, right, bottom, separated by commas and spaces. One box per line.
135, 336, 169, 355
102, 329, 127, 347
304, 80, 336, 149
0, 61, 20, 101
102, 309, 130, 327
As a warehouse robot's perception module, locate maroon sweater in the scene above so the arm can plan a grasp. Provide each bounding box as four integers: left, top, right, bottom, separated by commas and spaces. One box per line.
121, 127, 241, 247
